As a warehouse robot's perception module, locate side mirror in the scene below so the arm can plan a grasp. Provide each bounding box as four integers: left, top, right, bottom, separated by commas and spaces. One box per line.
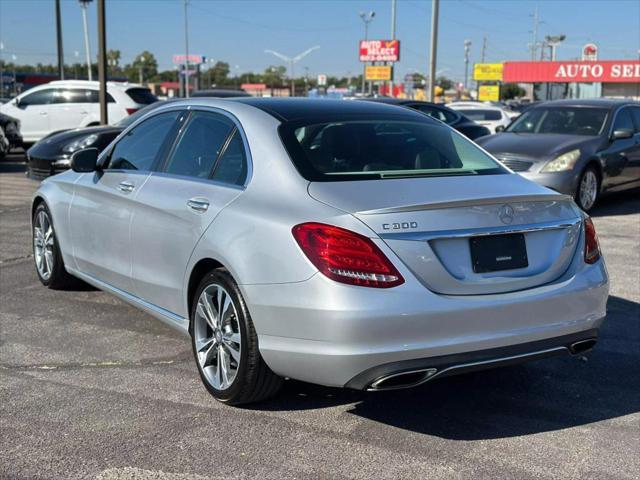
495, 125, 506, 133
70, 148, 99, 173
611, 128, 634, 141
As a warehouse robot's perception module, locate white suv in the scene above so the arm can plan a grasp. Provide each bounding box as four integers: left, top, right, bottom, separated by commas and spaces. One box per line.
0, 80, 157, 143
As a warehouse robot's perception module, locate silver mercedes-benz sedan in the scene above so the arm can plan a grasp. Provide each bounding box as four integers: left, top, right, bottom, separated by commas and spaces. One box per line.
31, 98, 609, 405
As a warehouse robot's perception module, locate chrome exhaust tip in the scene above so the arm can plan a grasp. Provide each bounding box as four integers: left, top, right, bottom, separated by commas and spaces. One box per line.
569, 338, 597, 355
367, 368, 438, 391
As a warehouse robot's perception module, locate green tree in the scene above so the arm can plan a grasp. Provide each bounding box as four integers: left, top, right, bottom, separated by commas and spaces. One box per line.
501, 83, 526, 100
436, 76, 454, 90
263, 65, 286, 87
124, 51, 158, 83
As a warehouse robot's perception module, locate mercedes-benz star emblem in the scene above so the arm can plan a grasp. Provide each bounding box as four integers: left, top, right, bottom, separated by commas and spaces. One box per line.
498, 204, 515, 224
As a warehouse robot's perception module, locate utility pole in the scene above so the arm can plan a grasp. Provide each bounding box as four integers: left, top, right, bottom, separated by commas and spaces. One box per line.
389, 0, 397, 96
530, 6, 539, 61
427, 0, 439, 102
0, 42, 4, 97
481, 35, 487, 63
55, 0, 64, 80
97, 0, 107, 124
183, 0, 190, 97
79, 0, 93, 81
359, 11, 375, 95
463, 40, 471, 92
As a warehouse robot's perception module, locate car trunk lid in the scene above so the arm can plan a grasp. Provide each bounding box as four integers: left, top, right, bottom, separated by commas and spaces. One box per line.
308, 174, 582, 295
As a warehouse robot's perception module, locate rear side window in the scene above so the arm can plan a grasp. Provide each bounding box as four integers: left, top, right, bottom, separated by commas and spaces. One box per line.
126, 88, 158, 105
458, 109, 502, 121
19, 89, 55, 106
107, 111, 181, 171
53, 89, 94, 104
280, 119, 506, 182
164, 111, 234, 179
212, 130, 248, 186
410, 104, 457, 124
88, 90, 115, 103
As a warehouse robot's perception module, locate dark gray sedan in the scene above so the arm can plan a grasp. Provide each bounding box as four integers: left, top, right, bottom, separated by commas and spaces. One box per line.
476, 99, 640, 211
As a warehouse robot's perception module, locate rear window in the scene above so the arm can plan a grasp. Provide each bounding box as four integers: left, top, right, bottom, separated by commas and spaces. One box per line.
280, 119, 506, 182
458, 109, 502, 121
126, 88, 158, 105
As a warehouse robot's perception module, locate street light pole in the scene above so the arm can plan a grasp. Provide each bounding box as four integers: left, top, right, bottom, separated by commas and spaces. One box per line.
427, 0, 439, 102
265, 46, 320, 97
79, 0, 93, 81
463, 39, 471, 92
183, 0, 190, 97
389, 0, 396, 96
138, 55, 145, 85
96, 0, 107, 124
55, 0, 65, 80
359, 11, 375, 95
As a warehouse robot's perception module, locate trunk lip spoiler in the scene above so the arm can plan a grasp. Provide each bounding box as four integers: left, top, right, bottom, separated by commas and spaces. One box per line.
379, 217, 581, 242
356, 193, 573, 216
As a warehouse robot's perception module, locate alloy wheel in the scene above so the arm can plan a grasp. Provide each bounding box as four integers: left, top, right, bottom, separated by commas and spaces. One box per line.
579, 170, 598, 211
33, 210, 55, 281
193, 284, 242, 390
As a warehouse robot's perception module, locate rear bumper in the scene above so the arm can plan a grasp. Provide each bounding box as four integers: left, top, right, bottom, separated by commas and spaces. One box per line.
244, 256, 608, 388
346, 329, 598, 390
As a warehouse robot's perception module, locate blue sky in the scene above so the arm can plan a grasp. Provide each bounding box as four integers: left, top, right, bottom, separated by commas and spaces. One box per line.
1, 0, 639, 83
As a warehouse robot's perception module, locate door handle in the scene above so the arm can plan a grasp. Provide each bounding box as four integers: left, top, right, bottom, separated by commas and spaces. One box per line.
39, 111, 48, 116
187, 197, 210, 213
118, 181, 135, 193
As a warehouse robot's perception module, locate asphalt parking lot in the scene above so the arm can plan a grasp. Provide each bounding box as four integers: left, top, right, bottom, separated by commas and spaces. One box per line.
1, 151, 638, 480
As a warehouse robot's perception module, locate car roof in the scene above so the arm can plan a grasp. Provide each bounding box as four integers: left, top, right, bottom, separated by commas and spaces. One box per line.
44, 80, 146, 91
534, 98, 639, 109
230, 97, 429, 122
448, 103, 503, 111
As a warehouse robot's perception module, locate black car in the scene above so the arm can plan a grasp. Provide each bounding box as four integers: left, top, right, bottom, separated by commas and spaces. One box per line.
476, 99, 640, 211
361, 98, 491, 140
0, 112, 22, 160
26, 101, 168, 179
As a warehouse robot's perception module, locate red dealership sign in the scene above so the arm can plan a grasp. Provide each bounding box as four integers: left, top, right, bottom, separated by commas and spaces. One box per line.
503, 61, 640, 83
359, 40, 400, 62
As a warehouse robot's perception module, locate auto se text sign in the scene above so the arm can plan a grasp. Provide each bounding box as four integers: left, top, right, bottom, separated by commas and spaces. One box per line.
359, 40, 400, 62
503, 61, 640, 83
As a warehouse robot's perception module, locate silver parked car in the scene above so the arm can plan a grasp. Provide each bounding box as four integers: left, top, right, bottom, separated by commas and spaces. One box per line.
32, 98, 609, 405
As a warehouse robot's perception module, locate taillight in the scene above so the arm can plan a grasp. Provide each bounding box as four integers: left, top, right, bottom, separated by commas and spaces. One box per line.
126, 108, 139, 115
583, 216, 601, 264
292, 222, 404, 288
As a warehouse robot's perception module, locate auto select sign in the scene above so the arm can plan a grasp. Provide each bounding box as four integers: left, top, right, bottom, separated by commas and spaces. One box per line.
503, 61, 640, 83
359, 40, 400, 62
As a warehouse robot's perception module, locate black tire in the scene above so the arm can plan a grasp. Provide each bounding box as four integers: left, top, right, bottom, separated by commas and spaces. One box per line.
190, 269, 283, 405
575, 165, 600, 212
32, 202, 78, 289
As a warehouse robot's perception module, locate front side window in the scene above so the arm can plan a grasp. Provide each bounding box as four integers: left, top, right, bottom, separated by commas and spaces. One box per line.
280, 119, 506, 182
164, 111, 234, 179
507, 107, 608, 136
107, 111, 181, 171
19, 89, 55, 106
53, 89, 93, 104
